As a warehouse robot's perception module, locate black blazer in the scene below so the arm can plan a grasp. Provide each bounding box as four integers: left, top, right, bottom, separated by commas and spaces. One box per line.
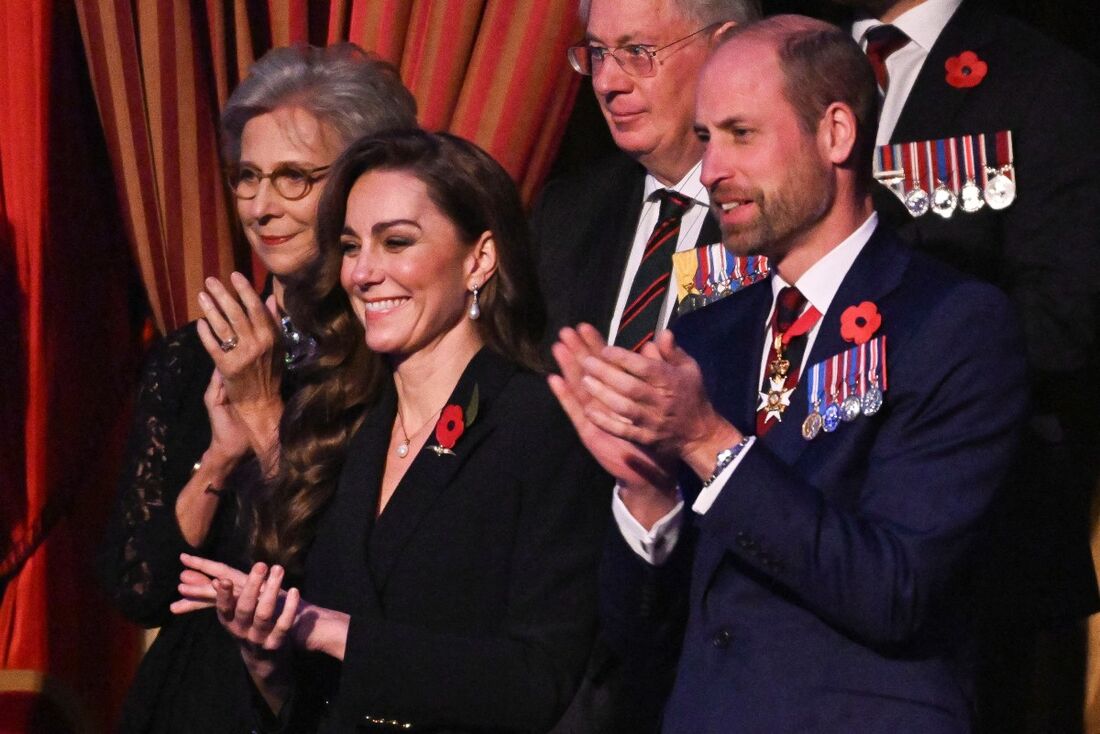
531, 151, 721, 341
293, 348, 610, 733
869, 0, 1100, 625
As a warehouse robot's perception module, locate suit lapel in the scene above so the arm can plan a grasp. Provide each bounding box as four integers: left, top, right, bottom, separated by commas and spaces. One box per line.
725, 284, 773, 433
366, 348, 515, 593
679, 280, 773, 438
695, 209, 721, 249
580, 165, 646, 334
758, 227, 910, 467
891, 1, 994, 142
309, 387, 395, 616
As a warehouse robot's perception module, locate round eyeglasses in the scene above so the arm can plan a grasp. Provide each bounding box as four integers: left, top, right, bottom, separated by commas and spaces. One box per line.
226, 163, 331, 201
567, 24, 718, 78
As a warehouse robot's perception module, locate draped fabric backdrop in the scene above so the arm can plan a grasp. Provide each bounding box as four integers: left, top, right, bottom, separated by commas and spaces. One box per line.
0, 1, 147, 731
76, 0, 583, 334
1, 1, 583, 730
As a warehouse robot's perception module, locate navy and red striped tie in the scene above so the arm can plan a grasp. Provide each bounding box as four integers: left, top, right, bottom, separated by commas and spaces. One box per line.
616, 189, 692, 352
864, 25, 909, 94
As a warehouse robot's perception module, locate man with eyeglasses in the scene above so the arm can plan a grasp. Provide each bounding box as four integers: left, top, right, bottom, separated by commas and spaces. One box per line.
534, 3, 760, 733
533, 0, 762, 356
829, 1, 1100, 731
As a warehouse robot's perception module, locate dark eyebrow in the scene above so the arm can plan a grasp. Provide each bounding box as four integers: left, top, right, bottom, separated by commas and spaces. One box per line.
341, 225, 359, 238
371, 219, 421, 236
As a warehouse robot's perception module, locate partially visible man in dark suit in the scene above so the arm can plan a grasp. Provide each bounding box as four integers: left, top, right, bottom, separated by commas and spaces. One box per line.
532, 0, 761, 351
536, 3, 760, 730
833, 1, 1100, 729
550, 15, 1029, 731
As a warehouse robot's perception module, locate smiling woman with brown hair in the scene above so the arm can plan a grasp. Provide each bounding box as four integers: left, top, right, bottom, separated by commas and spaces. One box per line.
174, 131, 610, 733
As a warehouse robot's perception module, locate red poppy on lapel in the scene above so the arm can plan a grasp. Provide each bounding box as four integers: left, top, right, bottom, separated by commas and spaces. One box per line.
430, 385, 479, 456
840, 301, 882, 345
433, 405, 465, 455
945, 51, 987, 88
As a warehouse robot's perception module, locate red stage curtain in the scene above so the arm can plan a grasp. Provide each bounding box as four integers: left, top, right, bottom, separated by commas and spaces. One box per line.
77, 0, 583, 334
0, 1, 145, 731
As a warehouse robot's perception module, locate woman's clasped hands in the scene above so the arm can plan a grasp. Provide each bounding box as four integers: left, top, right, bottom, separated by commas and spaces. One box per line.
172, 553, 349, 712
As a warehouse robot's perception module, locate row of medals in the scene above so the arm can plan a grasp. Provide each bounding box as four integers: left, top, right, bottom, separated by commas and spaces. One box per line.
800, 379, 884, 441
878, 141, 1016, 218
760, 338, 882, 441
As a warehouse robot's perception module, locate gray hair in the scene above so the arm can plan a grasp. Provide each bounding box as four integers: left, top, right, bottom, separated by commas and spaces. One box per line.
220, 43, 417, 164
578, 0, 762, 27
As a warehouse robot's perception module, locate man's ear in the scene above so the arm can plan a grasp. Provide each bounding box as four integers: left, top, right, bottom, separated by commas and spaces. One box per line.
467, 230, 498, 289
818, 101, 859, 167
710, 21, 738, 46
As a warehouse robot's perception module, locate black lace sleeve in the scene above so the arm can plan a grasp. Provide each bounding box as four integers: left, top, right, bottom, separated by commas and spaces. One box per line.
97, 322, 224, 627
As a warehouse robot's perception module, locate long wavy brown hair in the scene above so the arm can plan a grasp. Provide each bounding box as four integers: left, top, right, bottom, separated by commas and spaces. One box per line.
251, 130, 547, 572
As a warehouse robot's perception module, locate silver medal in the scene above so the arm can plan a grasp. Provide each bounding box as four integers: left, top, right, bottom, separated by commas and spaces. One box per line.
931, 184, 957, 218
983, 171, 1016, 210
960, 180, 985, 213
840, 394, 862, 422
861, 384, 884, 416
904, 187, 930, 217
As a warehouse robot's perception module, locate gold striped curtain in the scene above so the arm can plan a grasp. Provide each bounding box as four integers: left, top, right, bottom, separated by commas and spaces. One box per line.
76, 0, 583, 334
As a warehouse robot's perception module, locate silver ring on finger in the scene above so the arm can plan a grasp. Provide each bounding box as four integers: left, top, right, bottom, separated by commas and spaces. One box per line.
219, 334, 239, 353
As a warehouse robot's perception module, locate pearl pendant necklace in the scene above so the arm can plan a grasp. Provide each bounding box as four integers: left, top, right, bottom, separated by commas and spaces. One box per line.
394, 406, 441, 459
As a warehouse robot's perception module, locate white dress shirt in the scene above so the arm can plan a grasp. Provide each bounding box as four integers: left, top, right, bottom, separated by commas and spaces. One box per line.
851, 0, 963, 145
614, 214, 880, 565
607, 161, 711, 346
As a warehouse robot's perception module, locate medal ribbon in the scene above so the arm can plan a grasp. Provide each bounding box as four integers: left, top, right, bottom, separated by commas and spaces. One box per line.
996, 130, 1015, 181
694, 245, 709, 293
806, 359, 826, 413
934, 139, 950, 190
846, 347, 858, 399
828, 353, 840, 405
922, 141, 935, 192
775, 304, 822, 348
711, 246, 727, 289
947, 136, 960, 192
978, 133, 991, 187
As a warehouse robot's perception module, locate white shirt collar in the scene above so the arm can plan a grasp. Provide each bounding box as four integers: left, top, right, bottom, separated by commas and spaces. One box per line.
851, 0, 962, 52
771, 213, 879, 317
643, 160, 710, 208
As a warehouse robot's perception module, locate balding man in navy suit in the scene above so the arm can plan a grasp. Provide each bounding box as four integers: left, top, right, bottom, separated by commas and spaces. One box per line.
551, 16, 1028, 732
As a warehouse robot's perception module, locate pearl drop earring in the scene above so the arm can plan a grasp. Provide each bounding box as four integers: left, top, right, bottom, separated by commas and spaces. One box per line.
468, 282, 481, 320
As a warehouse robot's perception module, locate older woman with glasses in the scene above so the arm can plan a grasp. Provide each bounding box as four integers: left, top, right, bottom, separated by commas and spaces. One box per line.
98, 44, 416, 733
172, 131, 610, 733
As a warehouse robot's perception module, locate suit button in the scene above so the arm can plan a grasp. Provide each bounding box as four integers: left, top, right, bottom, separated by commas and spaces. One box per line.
712, 628, 732, 648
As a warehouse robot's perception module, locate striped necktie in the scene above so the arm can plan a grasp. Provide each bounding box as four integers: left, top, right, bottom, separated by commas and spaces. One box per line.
864, 24, 909, 94
616, 189, 692, 352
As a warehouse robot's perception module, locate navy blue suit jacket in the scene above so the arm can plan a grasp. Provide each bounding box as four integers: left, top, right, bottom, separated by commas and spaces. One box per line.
607, 226, 1029, 733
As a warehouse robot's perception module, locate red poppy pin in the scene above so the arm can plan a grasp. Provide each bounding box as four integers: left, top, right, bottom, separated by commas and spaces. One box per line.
945, 51, 987, 89
840, 301, 882, 345
430, 385, 479, 456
